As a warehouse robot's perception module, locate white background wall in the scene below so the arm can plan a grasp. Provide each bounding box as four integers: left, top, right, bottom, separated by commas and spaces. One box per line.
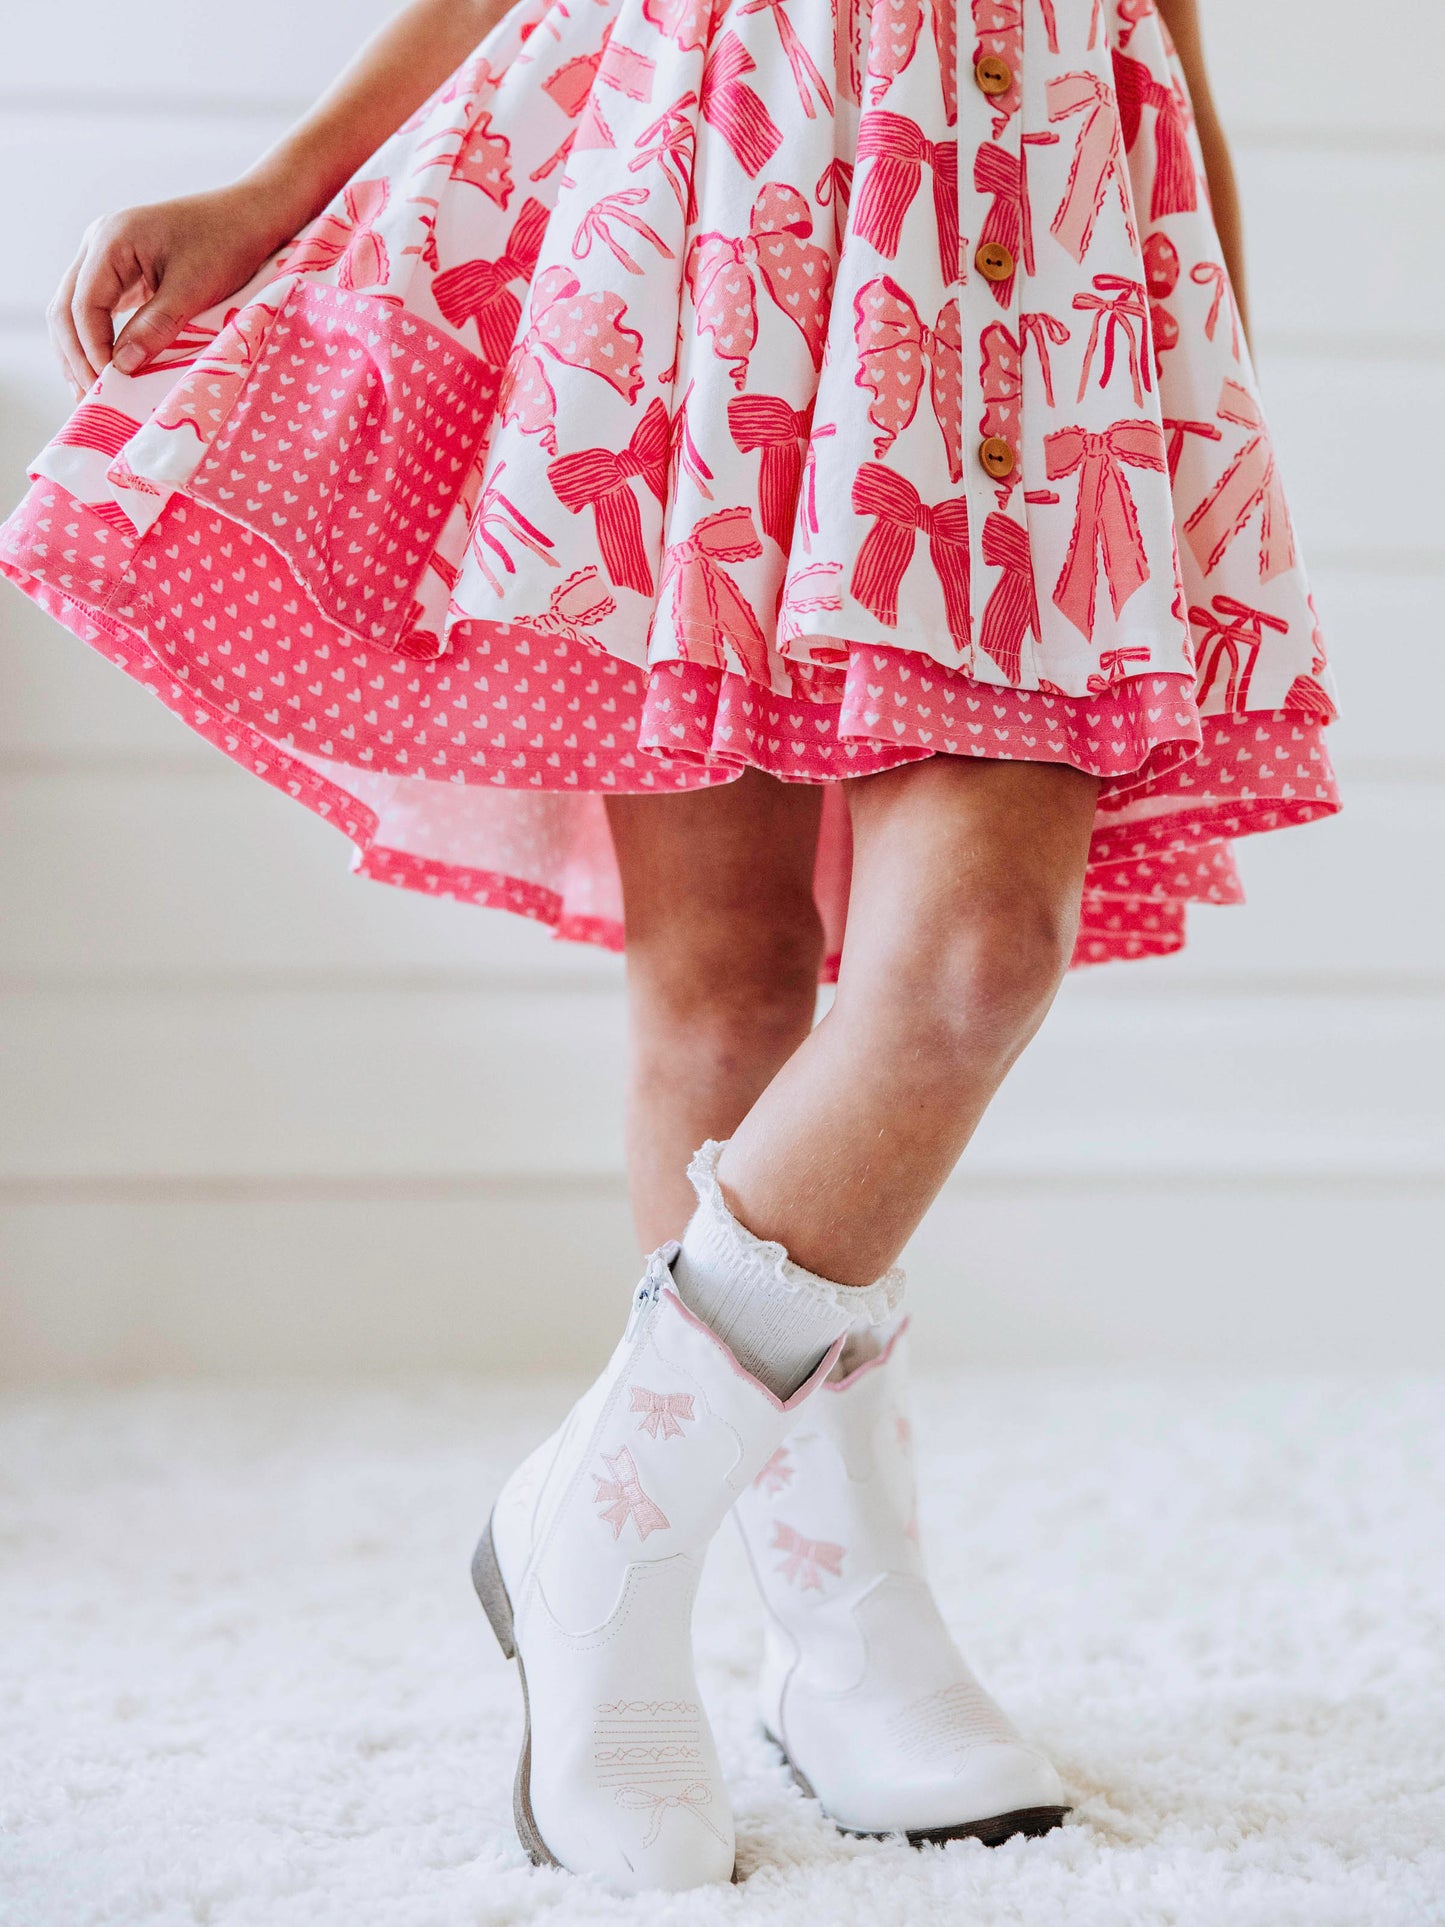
2, 2, 1442, 1381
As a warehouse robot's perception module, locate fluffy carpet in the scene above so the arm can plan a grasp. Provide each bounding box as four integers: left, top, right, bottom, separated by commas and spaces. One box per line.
1, 1373, 1442, 1927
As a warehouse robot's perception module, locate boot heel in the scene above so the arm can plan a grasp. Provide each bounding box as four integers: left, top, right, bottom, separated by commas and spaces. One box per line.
471, 1514, 516, 1660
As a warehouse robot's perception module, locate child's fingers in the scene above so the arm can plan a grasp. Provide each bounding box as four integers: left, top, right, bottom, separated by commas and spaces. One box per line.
112, 273, 198, 374
71, 232, 132, 374
46, 250, 98, 397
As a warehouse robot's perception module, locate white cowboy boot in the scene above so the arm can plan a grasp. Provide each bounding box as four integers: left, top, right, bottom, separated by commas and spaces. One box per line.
735, 1318, 1068, 1844
475, 1242, 846, 1892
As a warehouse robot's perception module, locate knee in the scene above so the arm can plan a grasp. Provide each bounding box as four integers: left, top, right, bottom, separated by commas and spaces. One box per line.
626, 895, 825, 1054
861, 874, 1079, 1062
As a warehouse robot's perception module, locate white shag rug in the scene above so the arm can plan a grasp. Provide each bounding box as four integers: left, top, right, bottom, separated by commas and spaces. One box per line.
1, 1374, 1442, 1927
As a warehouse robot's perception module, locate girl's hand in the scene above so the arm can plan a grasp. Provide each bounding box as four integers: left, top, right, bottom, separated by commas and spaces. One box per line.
47, 181, 296, 400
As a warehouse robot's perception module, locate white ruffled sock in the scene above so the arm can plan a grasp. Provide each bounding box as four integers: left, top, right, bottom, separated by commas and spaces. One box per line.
671, 1139, 905, 1399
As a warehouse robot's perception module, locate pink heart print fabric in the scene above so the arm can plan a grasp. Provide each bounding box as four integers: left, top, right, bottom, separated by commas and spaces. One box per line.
0, 0, 1340, 969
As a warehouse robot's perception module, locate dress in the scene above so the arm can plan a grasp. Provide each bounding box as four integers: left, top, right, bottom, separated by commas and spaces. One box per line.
0, 0, 1340, 970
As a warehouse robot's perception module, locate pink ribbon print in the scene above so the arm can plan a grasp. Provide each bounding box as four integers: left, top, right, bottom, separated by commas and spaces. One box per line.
738, 0, 834, 116
1073, 274, 1152, 405
979, 510, 1039, 682
548, 396, 671, 595
854, 110, 960, 279
851, 462, 971, 647
658, 505, 770, 678
727, 393, 814, 548
280, 178, 392, 289
686, 183, 832, 387
1188, 592, 1289, 710
1047, 71, 1136, 264
1111, 49, 1198, 221
1183, 379, 1296, 583
501, 265, 645, 455
431, 196, 548, 364
973, 131, 1058, 307
854, 276, 963, 482
700, 30, 783, 176
1044, 418, 1167, 636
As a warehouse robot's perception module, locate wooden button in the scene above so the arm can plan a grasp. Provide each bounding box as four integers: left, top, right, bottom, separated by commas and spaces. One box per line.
978, 436, 1015, 479
975, 241, 1014, 282
975, 55, 1012, 95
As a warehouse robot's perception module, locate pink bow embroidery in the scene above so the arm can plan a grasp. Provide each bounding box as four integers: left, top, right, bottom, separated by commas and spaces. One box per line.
547, 396, 671, 594
613, 1782, 728, 1848
699, 31, 782, 176
851, 462, 972, 646
1111, 50, 1197, 221
1019, 310, 1072, 407
658, 506, 769, 678
1047, 71, 1136, 264
1044, 419, 1167, 636
501, 265, 645, 455
1183, 379, 1296, 582
854, 275, 963, 482
431, 197, 548, 363
593, 1447, 670, 1539
1161, 414, 1222, 482
686, 183, 832, 387
629, 1386, 696, 1440
1188, 592, 1289, 710
854, 111, 960, 279
728, 392, 814, 548
752, 1445, 794, 1494
979, 510, 1038, 682
1190, 259, 1243, 360
738, 0, 833, 115
1073, 274, 1152, 404
771, 1520, 845, 1591
281, 179, 391, 288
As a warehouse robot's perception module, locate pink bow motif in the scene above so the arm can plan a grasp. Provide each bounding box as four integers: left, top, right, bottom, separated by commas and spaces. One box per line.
728, 392, 814, 547
798, 420, 837, 544
836, 0, 866, 107
854, 111, 960, 280
1019, 310, 1071, 407
1047, 71, 1136, 264
500, 264, 645, 455
1161, 414, 1222, 482
1112, 50, 1197, 221
979, 510, 1038, 682
420, 110, 513, 204
55, 403, 142, 460
972, 0, 1024, 134
642, 0, 712, 51
1044, 419, 1167, 636
753, 1445, 794, 1495
1142, 232, 1181, 373
738, 0, 834, 115
629, 1385, 696, 1440
1284, 671, 1337, 720
854, 276, 963, 482
816, 156, 854, 253
573, 187, 672, 274
548, 396, 671, 594
685, 184, 832, 388
149, 300, 280, 441
464, 463, 558, 596
851, 462, 972, 646
280, 179, 391, 289
1086, 645, 1152, 693
593, 1447, 671, 1539
1115, 0, 1157, 48
1183, 379, 1296, 582
1039, 0, 1060, 50
613, 1782, 728, 1849
526, 567, 618, 643
1073, 274, 1152, 405
669, 379, 716, 498
1190, 259, 1243, 360
659, 506, 769, 679
862, 0, 923, 107
771, 1520, 845, 1591
972, 132, 1059, 307
431, 196, 548, 363
699, 31, 783, 177
1188, 592, 1289, 710
632, 95, 699, 214
979, 321, 1023, 501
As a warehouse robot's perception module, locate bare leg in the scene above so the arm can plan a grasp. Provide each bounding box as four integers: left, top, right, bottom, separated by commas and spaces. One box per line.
606, 768, 826, 1248
717, 756, 1100, 1284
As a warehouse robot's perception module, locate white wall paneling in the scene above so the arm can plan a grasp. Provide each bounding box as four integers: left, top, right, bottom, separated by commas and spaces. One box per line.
2, 3, 1443, 1380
